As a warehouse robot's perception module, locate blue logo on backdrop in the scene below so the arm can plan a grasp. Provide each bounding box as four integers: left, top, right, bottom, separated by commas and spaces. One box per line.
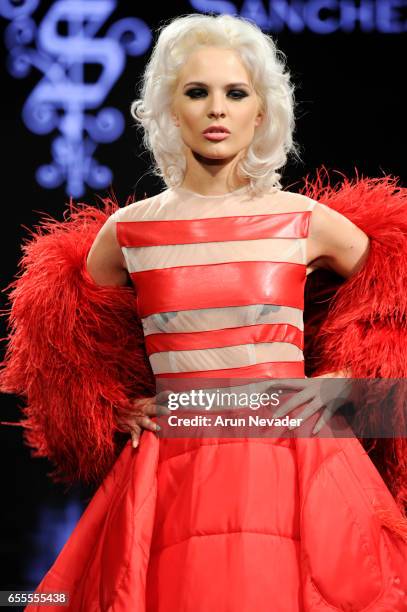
0, 0, 405, 196
0, 0, 151, 197
190, 0, 407, 33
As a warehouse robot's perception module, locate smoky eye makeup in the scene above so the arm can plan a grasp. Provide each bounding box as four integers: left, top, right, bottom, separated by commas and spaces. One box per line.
184, 88, 250, 99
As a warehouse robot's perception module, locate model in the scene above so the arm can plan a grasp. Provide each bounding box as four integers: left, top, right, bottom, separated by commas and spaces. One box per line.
1, 13, 407, 611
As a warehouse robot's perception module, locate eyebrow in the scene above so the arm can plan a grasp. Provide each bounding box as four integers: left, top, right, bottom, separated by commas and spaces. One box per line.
183, 81, 251, 89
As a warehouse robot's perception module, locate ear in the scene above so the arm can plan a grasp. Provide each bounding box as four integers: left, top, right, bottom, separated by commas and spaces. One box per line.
255, 112, 263, 128
171, 111, 180, 128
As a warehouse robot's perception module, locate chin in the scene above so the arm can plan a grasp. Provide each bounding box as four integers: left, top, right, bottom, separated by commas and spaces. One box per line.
194, 147, 241, 163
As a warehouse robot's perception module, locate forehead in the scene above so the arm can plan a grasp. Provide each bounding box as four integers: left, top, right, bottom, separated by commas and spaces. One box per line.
177, 47, 251, 84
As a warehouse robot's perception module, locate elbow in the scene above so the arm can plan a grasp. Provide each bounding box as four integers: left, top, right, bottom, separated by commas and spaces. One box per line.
349, 235, 371, 278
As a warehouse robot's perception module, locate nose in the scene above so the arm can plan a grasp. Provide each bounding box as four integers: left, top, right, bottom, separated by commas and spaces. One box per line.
208, 109, 226, 119
207, 93, 226, 119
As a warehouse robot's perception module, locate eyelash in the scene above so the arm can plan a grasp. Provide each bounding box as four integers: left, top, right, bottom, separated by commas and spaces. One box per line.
185, 88, 248, 100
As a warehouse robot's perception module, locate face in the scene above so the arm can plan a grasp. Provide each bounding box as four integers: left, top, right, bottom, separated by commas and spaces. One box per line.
170, 46, 264, 166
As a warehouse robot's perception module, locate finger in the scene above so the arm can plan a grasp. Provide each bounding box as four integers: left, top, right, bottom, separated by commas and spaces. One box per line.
141, 401, 170, 417
312, 404, 337, 435
128, 397, 167, 418
156, 389, 172, 403
135, 415, 161, 432
273, 387, 315, 418
157, 390, 174, 415
123, 397, 150, 418
153, 400, 172, 416
287, 398, 324, 430
268, 379, 306, 391
131, 425, 141, 448
116, 417, 137, 433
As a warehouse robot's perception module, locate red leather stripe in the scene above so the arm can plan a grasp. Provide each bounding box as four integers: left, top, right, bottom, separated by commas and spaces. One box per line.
155, 360, 304, 380
133, 261, 305, 318
145, 323, 303, 356
116, 211, 311, 247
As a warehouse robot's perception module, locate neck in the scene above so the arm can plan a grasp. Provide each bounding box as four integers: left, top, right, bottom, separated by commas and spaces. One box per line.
180, 181, 249, 197
181, 150, 248, 196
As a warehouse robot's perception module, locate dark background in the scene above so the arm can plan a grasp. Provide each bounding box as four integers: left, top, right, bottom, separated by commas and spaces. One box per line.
0, 0, 406, 596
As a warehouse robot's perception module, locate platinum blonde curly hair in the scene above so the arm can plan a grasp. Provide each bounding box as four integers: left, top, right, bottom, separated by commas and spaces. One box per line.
130, 13, 301, 196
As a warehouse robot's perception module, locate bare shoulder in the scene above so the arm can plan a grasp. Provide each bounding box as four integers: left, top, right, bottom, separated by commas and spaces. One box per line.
109, 193, 160, 222
270, 189, 315, 209
308, 200, 353, 234
304, 199, 370, 278
307, 199, 368, 246
86, 202, 145, 287
275, 192, 371, 278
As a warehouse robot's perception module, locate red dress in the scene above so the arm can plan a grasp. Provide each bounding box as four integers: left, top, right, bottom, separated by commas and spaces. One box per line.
25, 184, 407, 610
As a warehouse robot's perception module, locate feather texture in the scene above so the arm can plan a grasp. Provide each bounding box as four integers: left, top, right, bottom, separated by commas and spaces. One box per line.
0, 193, 156, 487
1, 168, 407, 523
302, 166, 407, 519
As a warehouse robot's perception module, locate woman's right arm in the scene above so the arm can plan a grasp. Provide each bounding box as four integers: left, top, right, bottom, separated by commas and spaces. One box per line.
86, 216, 129, 287
86, 214, 169, 446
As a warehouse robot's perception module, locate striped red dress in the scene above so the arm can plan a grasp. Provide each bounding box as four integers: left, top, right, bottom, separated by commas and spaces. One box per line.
112, 183, 316, 611
25, 183, 407, 612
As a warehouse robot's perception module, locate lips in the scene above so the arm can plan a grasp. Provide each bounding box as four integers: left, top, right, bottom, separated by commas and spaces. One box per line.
202, 126, 231, 141
203, 132, 230, 141
202, 126, 230, 135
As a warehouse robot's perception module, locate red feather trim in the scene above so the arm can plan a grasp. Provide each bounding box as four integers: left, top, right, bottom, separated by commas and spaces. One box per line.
302, 166, 407, 520
1, 168, 407, 526
0, 192, 155, 488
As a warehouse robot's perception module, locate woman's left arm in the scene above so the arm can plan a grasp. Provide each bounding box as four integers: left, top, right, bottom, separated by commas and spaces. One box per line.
307, 201, 372, 380
308, 200, 371, 279
272, 203, 371, 430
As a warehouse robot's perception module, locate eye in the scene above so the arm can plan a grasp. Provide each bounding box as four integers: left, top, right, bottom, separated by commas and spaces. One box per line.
185, 88, 248, 100
184, 88, 206, 98
228, 90, 248, 99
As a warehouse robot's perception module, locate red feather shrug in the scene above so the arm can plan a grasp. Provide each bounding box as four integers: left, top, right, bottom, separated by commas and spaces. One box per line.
1, 167, 406, 519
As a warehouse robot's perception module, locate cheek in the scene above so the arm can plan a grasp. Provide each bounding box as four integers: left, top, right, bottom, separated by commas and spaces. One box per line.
180, 106, 202, 126
235, 105, 261, 127
181, 122, 201, 143
236, 114, 260, 136
248, 106, 262, 123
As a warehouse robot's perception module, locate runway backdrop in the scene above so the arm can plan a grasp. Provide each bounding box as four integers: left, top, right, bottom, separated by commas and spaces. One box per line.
0, 0, 406, 599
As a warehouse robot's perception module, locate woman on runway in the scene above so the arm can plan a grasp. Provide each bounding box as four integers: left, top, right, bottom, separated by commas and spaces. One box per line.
1, 13, 407, 611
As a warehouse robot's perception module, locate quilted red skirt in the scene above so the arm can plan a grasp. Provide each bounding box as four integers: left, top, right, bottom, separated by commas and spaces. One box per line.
146, 436, 301, 611
26, 417, 407, 611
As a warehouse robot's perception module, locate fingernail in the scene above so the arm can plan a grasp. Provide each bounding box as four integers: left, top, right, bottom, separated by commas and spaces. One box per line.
156, 424, 161, 431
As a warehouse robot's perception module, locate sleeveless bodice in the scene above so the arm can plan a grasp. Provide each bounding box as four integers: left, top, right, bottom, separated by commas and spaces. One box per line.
111, 185, 316, 380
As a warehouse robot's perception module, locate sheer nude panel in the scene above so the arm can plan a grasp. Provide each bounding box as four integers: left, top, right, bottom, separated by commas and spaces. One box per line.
142, 304, 304, 335
109, 189, 315, 377
149, 342, 303, 375
121, 238, 305, 273
110, 188, 318, 223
